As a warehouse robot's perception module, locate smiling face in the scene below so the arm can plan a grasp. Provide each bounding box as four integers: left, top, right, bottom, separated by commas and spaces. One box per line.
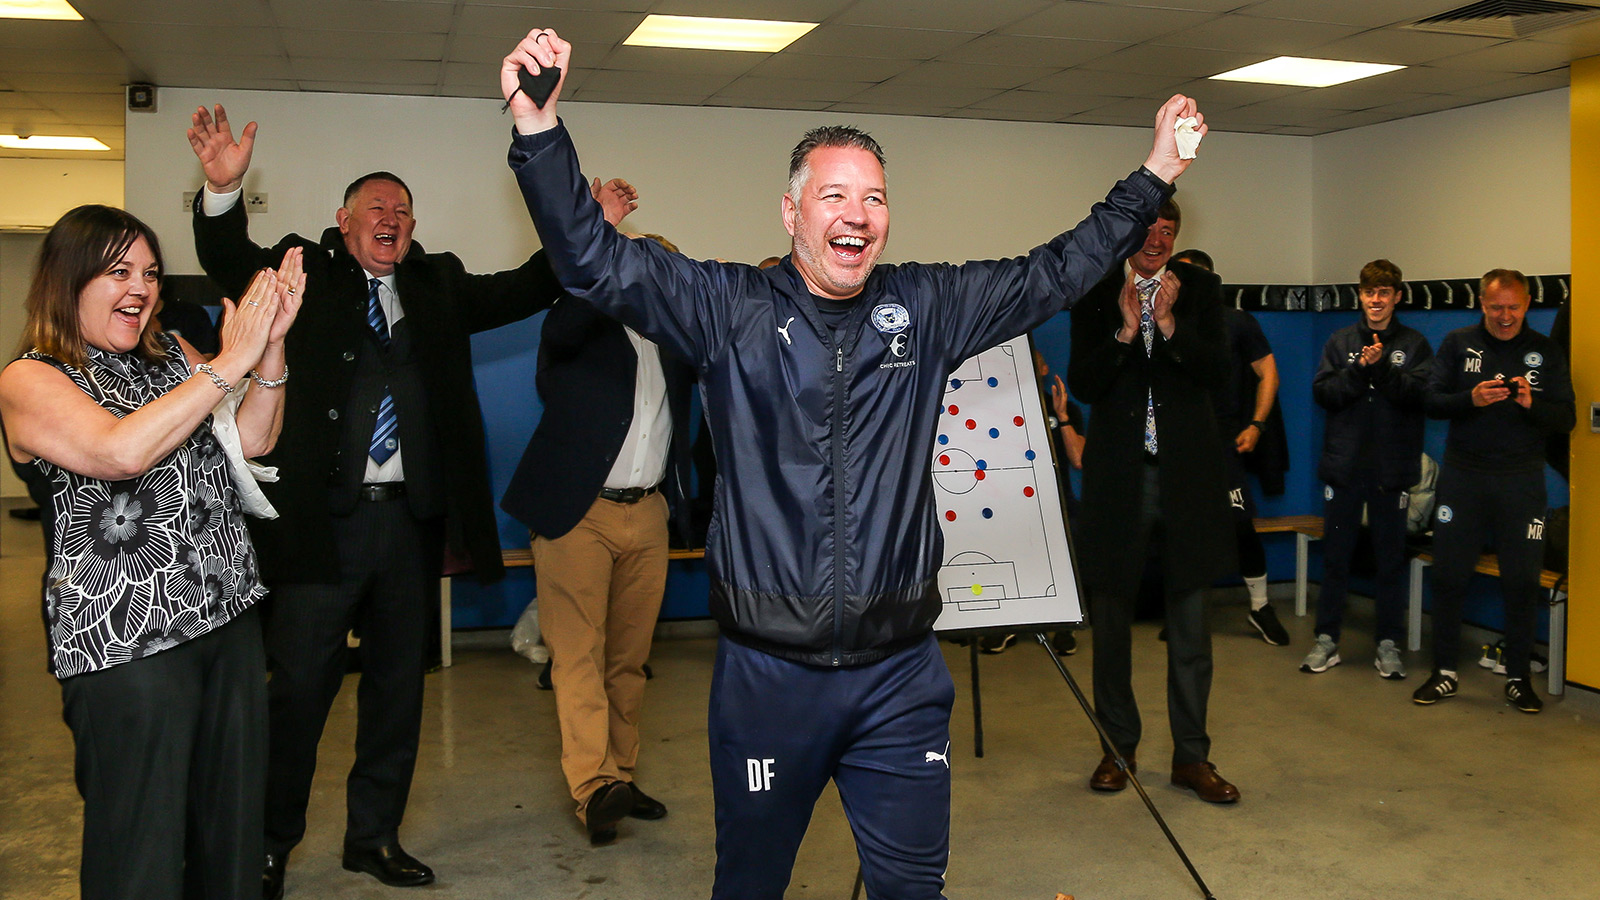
782, 145, 888, 301
1128, 217, 1177, 279
1481, 278, 1529, 341
1359, 285, 1400, 330
77, 236, 160, 354
337, 178, 414, 276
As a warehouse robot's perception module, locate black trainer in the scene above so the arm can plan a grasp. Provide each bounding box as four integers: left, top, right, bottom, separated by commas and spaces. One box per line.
1505, 678, 1543, 714
1248, 604, 1290, 646
1411, 670, 1459, 705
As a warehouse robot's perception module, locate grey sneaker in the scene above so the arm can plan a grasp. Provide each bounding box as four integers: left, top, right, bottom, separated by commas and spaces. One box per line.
1300, 634, 1341, 673
1374, 639, 1406, 680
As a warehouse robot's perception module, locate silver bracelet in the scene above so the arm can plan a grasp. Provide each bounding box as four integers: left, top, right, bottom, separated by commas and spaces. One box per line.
249, 365, 289, 388
195, 363, 234, 393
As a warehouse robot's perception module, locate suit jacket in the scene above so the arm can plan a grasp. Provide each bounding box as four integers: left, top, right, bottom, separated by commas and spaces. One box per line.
501, 295, 695, 543
1068, 260, 1236, 598
193, 198, 564, 585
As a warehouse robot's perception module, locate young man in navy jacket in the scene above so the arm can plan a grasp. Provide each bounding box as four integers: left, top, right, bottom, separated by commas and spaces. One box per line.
1413, 269, 1573, 713
1307, 259, 1433, 678
499, 28, 1205, 899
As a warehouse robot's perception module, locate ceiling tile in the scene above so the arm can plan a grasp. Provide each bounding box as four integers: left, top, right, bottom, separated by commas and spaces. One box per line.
1022, 67, 1189, 97
0, 108, 68, 129
842, 80, 1003, 107
1454, 70, 1571, 99
464, 0, 651, 11
268, 0, 456, 34
0, 93, 48, 110
292, 58, 440, 82
297, 82, 441, 96
284, 29, 448, 60
1525, 18, 1600, 52
1308, 28, 1506, 66
966, 89, 1120, 115
75, 0, 277, 26
1313, 108, 1411, 131
126, 54, 295, 84
1153, 13, 1363, 54
887, 61, 1062, 90
1172, 77, 1311, 105
436, 82, 500, 99
833, 0, 1051, 32
650, 0, 856, 20
1002, 3, 1217, 43
748, 53, 919, 82
710, 76, 872, 103
452, 5, 642, 41
785, 25, 980, 60
1218, 101, 1335, 126
24, 92, 126, 116
446, 34, 614, 66
566, 90, 712, 107
946, 106, 1064, 122
578, 68, 737, 96
1364, 93, 1478, 118
703, 96, 833, 111
1263, 124, 1322, 135
3, 73, 128, 93
100, 23, 282, 56
938, 34, 1124, 68
826, 100, 960, 117
1267, 84, 1431, 110
0, 20, 120, 51
1353, 64, 1526, 93
601, 45, 774, 76
1238, 0, 1467, 29
1081, 44, 1264, 78
1426, 39, 1580, 74
0, 49, 132, 77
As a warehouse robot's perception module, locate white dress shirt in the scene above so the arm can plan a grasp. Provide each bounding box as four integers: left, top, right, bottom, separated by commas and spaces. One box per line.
603, 328, 672, 490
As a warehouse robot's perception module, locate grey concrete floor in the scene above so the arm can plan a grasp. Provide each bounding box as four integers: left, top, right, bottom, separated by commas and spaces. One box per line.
3, 502, 1600, 900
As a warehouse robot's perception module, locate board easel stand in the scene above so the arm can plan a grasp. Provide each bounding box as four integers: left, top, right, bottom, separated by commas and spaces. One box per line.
850, 629, 1218, 900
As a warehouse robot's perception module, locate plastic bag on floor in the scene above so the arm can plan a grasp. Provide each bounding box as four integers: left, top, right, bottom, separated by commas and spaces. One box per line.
510, 599, 549, 664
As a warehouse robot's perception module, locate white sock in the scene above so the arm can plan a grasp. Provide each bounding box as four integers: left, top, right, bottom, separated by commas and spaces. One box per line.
1440, 669, 1458, 680
1245, 575, 1268, 611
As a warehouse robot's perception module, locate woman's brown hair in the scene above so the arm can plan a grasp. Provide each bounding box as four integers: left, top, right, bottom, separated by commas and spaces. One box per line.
21, 204, 167, 368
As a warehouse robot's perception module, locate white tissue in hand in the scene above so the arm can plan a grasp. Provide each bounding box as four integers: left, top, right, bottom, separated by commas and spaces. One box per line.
1174, 116, 1202, 160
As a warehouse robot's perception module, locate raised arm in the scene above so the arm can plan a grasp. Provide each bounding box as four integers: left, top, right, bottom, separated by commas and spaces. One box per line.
187, 103, 256, 194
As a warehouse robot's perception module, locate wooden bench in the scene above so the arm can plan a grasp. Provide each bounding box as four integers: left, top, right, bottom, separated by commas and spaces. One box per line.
1408, 550, 1567, 695
1254, 515, 1326, 620
438, 546, 707, 668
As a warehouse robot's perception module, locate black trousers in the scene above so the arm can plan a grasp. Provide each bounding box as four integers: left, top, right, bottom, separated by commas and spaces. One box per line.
1091, 462, 1213, 766
263, 496, 443, 855
1317, 476, 1410, 645
1430, 465, 1546, 679
61, 607, 266, 900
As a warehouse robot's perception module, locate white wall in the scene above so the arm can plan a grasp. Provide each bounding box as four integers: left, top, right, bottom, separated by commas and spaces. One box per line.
126, 87, 1313, 284
1312, 89, 1570, 283
0, 158, 123, 230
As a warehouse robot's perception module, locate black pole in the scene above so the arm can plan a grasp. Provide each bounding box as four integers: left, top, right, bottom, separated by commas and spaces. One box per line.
851, 865, 864, 900
1032, 632, 1218, 900
969, 638, 984, 758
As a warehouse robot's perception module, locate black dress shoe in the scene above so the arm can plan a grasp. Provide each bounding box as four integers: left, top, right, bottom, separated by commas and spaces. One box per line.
341, 843, 435, 887
586, 780, 634, 845
263, 852, 287, 900
627, 783, 668, 820
537, 659, 553, 690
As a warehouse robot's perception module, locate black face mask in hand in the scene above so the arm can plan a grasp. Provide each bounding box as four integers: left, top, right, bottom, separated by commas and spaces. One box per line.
502, 64, 561, 112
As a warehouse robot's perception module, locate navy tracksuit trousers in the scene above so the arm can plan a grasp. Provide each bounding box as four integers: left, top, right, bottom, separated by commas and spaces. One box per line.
708, 634, 954, 900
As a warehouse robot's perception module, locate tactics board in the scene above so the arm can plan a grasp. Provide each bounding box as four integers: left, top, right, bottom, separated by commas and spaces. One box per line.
931, 334, 1082, 632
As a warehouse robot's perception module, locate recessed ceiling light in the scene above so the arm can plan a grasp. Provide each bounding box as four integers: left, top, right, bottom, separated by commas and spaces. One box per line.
0, 0, 82, 21
1211, 56, 1404, 88
623, 14, 816, 53
0, 134, 109, 151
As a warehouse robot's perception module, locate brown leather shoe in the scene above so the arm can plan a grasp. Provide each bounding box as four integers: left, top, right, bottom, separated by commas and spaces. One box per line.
1170, 761, 1240, 803
1089, 752, 1136, 792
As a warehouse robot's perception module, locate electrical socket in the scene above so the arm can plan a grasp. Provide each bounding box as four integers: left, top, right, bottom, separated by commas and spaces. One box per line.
181, 191, 197, 212
245, 192, 268, 213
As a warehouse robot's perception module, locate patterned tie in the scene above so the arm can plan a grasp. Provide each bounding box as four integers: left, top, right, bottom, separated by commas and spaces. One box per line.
1138, 277, 1158, 456
367, 278, 399, 464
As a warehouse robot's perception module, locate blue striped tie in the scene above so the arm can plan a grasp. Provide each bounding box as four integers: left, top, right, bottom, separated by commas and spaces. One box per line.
367, 278, 399, 464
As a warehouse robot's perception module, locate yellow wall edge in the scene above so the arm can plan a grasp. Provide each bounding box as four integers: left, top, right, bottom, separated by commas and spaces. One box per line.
1568, 56, 1600, 689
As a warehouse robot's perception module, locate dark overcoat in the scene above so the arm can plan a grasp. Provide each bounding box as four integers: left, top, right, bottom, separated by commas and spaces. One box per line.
193, 199, 563, 585
1068, 260, 1236, 598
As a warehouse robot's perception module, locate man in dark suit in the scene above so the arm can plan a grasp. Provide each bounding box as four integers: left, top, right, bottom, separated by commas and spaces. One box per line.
1068, 199, 1241, 803
186, 104, 636, 897
502, 233, 695, 845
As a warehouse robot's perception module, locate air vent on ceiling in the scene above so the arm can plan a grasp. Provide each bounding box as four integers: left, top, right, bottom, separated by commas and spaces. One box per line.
1404, 0, 1600, 38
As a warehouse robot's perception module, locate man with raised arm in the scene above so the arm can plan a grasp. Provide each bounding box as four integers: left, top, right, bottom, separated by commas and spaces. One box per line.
186, 104, 637, 898
498, 27, 1204, 899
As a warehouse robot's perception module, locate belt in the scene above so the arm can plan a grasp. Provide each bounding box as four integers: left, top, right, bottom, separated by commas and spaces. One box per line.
1143, 452, 1160, 466
358, 482, 407, 502
598, 484, 659, 504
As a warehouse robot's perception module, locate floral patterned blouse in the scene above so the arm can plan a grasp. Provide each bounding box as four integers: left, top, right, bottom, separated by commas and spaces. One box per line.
18, 333, 264, 678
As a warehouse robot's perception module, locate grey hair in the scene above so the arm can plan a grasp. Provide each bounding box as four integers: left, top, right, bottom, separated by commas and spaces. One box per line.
1480, 267, 1528, 296
787, 125, 887, 198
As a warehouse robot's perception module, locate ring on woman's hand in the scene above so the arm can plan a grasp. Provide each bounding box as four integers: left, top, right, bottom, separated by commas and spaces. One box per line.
286, 287, 296, 295
248, 300, 260, 307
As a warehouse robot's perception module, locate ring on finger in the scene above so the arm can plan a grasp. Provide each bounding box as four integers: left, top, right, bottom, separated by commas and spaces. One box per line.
248, 300, 260, 307
286, 287, 296, 295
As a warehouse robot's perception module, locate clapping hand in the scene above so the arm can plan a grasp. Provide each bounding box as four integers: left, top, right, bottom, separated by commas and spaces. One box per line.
1357, 333, 1383, 367
268, 247, 305, 347
187, 104, 256, 194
